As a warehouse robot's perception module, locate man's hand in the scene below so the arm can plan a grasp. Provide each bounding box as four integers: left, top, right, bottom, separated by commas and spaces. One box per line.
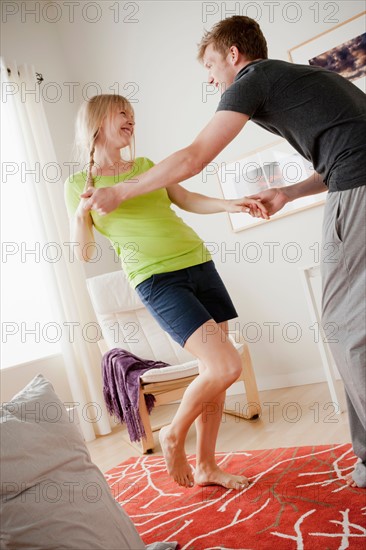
248, 188, 289, 216
224, 197, 270, 219
80, 186, 121, 215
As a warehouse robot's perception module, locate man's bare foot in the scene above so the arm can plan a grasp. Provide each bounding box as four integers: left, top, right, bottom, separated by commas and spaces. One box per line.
159, 426, 194, 488
345, 473, 358, 487
195, 464, 249, 490
345, 463, 366, 488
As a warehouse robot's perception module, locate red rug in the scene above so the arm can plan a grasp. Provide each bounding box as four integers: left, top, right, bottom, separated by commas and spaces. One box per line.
105, 443, 366, 549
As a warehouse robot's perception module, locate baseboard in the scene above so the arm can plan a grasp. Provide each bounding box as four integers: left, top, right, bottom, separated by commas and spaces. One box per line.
228, 366, 341, 396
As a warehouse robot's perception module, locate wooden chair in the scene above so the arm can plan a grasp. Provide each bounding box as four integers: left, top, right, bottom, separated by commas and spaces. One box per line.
87, 270, 261, 454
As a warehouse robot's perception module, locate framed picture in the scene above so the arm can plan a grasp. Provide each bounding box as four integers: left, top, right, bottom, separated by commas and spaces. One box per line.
218, 140, 327, 232
288, 11, 366, 93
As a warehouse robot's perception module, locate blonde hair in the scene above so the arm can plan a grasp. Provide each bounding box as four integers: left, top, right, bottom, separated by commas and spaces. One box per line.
197, 16, 268, 63
74, 94, 135, 191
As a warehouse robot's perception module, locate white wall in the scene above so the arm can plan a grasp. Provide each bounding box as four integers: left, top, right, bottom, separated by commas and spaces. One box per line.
2, 1, 364, 396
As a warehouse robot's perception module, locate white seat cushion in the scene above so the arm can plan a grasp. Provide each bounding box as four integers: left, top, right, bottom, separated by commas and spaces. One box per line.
140, 359, 199, 383
140, 340, 244, 384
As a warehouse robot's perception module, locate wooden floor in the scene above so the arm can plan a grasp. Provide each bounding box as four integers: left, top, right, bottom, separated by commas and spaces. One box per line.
86, 380, 351, 473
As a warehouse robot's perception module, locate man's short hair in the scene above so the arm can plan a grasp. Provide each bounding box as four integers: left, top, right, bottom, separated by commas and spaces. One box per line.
198, 16, 268, 62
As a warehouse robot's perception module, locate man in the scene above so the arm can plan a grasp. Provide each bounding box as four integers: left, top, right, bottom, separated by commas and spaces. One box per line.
82, 16, 366, 487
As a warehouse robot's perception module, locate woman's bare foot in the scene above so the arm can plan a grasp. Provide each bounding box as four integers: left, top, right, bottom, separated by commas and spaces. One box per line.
195, 464, 249, 490
159, 425, 194, 488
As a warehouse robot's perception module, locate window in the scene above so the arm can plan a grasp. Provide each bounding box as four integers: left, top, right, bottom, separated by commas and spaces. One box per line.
1, 87, 61, 367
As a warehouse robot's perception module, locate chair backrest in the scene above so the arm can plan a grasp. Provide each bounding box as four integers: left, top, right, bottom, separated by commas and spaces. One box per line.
86, 270, 194, 366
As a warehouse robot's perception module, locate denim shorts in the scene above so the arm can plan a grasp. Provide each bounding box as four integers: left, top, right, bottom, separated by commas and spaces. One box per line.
135, 260, 238, 347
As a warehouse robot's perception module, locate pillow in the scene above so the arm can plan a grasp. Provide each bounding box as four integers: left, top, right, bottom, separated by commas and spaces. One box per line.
0, 374, 145, 550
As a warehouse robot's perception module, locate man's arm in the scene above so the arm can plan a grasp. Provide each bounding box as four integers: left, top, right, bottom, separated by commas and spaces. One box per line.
81, 111, 249, 214
284, 171, 328, 200
250, 172, 328, 216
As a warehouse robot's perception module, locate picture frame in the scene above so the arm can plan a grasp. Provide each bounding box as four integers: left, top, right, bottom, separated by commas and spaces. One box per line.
288, 11, 366, 93
218, 139, 327, 232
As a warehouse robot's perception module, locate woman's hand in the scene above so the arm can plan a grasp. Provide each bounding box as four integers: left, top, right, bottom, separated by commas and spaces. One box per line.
224, 197, 270, 219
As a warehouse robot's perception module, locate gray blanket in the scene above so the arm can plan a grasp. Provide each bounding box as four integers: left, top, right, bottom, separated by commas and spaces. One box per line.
146, 543, 178, 550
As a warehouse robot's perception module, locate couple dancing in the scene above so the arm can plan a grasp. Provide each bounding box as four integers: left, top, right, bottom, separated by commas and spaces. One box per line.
65, 16, 366, 490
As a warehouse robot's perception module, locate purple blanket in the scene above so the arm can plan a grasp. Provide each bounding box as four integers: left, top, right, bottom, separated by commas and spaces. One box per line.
102, 348, 170, 442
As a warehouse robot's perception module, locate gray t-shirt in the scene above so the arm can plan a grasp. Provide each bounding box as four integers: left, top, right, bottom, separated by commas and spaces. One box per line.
217, 59, 366, 191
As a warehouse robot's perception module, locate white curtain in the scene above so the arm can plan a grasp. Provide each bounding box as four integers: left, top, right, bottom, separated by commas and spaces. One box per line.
1, 59, 112, 441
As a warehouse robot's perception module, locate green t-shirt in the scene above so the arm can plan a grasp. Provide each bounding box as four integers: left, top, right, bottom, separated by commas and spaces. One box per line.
64, 157, 211, 287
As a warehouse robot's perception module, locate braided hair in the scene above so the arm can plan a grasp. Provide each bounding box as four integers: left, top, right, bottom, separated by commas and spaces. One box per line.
84, 140, 96, 192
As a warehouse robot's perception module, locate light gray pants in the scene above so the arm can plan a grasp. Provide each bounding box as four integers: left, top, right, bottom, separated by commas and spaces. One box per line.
321, 185, 366, 486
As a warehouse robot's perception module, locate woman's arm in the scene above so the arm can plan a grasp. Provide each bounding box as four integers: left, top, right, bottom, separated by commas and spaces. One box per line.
70, 200, 96, 262
167, 184, 269, 218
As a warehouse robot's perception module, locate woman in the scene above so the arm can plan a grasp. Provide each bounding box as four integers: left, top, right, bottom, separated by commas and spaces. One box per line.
65, 94, 266, 489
